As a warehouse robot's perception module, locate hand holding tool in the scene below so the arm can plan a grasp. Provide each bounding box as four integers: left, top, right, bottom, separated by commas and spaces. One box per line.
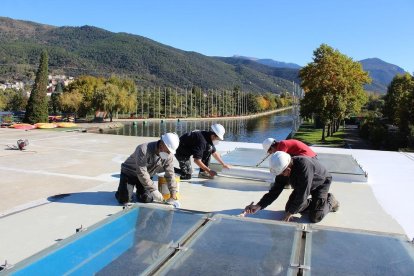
256, 153, 271, 167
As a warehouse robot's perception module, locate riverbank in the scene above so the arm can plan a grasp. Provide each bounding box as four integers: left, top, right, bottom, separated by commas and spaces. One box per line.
76, 106, 293, 132
293, 121, 373, 150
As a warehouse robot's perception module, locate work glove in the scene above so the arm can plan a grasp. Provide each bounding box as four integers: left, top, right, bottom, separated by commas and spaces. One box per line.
209, 170, 217, 177
151, 190, 164, 202
166, 198, 181, 208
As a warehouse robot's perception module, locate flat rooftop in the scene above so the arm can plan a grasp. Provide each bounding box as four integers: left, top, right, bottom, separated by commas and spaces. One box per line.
1, 128, 414, 267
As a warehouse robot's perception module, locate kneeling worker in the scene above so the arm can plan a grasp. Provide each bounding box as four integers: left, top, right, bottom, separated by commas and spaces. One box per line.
115, 132, 180, 206
262, 138, 317, 189
175, 123, 230, 180
244, 151, 339, 223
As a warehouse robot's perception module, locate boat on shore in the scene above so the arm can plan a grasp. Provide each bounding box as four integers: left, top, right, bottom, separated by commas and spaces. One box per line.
10, 123, 36, 130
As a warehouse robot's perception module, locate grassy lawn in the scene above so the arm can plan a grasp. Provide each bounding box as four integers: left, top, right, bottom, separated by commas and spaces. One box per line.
293, 121, 345, 147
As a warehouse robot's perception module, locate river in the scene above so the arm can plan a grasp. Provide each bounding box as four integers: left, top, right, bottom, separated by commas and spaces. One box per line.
102, 109, 297, 143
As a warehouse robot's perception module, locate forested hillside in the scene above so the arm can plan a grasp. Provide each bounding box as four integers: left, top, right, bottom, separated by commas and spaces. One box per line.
0, 17, 294, 93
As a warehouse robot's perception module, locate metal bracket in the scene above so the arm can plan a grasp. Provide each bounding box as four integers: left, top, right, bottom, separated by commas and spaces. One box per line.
76, 225, 87, 233
298, 264, 311, 270
122, 203, 134, 210
0, 260, 14, 271
289, 264, 310, 270
170, 242, 188, 252
301, 224, 311, 234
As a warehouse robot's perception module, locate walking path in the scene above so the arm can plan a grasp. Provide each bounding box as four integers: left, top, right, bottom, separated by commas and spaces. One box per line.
343, 124, 373, 150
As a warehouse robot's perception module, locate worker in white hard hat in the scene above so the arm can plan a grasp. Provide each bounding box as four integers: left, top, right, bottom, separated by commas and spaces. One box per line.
262, 138, 316, 189
115, 132, 180, 207
244, 151, 339, 223
174, 123, 230, 180
262, 138, 316, 157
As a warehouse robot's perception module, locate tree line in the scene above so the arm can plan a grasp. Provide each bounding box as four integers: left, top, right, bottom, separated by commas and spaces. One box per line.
299, 43, 414, 150
359, 73, 414, 150
1, 51, 293, 124
299, 44, 371, 141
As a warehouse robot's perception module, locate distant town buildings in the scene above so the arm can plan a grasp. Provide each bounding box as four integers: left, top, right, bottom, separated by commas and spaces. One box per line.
0, 75, 74, 96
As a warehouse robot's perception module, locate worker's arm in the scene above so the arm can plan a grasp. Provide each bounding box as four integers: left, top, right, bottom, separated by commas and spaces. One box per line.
193, 158, 217, 177
135, 146, 155, 192
212, 152, 231, 169
256, 178, 285, 210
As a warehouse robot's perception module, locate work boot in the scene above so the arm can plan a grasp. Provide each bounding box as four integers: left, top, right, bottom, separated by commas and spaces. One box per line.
328, 193, 340, 212
174, 167, 183, 174
180, 174, 192, 180
198, 171, 214, 179
115, 191, 130, 205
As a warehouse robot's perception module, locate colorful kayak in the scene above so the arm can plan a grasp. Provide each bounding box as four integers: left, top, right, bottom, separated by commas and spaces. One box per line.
35, 123, 57, 129
11, 124, 36, 130
57, 122, 77, 128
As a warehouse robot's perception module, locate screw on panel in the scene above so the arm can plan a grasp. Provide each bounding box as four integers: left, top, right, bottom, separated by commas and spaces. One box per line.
76, 225, 87, 233
123, 203, 133, 210
169, 242, 188, 251
0, 260, 13, 271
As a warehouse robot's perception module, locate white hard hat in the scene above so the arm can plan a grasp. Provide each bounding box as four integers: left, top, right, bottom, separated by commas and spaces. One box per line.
161, 133, 180, 154
269, 151, 292, 176
262, 138, 276, 152
211, 123, 225, 140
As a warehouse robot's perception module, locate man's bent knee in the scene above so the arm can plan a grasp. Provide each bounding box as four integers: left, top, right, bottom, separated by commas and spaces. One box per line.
309, 212, 324, 223
115, 191, 130, 204
138, 191, 153, 203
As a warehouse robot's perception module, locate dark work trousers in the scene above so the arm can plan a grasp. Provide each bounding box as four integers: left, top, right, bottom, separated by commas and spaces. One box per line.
285, 178, 333, 223
175, 145, 213, 175
115, 172, 153, 204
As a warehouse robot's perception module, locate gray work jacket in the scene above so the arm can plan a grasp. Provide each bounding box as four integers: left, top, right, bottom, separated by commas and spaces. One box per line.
121, 141, 177, 195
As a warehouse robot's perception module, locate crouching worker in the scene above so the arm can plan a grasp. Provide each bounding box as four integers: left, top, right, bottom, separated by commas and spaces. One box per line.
115, 133, 180, 207
174, 123, 230, 180
262, 138, 317, 189
244, 151, 339, 223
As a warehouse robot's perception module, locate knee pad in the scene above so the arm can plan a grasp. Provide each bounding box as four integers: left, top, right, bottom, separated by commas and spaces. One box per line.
115, 191, 130, 204
309, 213, 323, 223
139, 192, 153, 203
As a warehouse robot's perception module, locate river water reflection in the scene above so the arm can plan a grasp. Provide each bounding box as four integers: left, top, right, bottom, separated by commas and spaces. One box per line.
103, 110, 297, 143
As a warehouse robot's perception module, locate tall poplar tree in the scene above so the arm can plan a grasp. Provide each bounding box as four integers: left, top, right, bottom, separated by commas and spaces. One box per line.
24, 51, 49, 123
299, 44, 371, 140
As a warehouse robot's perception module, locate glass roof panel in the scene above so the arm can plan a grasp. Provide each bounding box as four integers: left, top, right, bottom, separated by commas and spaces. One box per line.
316, 153, 365, 176
159, 216, 300, 275
213, 148, 367, 182
306, 227, 414, 275
10, 206, 205, 276
212, 148, 269, 168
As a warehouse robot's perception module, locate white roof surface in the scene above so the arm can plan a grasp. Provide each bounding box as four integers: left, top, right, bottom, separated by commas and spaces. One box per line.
0, 128, 413, 266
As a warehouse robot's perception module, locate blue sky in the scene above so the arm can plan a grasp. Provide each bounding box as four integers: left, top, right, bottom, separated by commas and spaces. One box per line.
2, 0, 413, 73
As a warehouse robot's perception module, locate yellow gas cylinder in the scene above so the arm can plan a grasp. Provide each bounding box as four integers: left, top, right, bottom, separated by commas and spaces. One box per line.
158, 176, 180, 200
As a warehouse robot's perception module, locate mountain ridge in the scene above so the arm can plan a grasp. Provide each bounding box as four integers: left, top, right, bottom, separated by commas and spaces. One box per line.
0, 16, 407, 94
0, 17, 295, 94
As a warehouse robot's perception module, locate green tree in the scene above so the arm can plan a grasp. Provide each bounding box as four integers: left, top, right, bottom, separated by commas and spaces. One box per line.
383, 73, 414, 133
299, 44, 371, 140
24, 51, 49, 123
66, 76, 105, 117
9, 90, 28, 111
0, 92, 6, 110
59, 90, 83, 120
